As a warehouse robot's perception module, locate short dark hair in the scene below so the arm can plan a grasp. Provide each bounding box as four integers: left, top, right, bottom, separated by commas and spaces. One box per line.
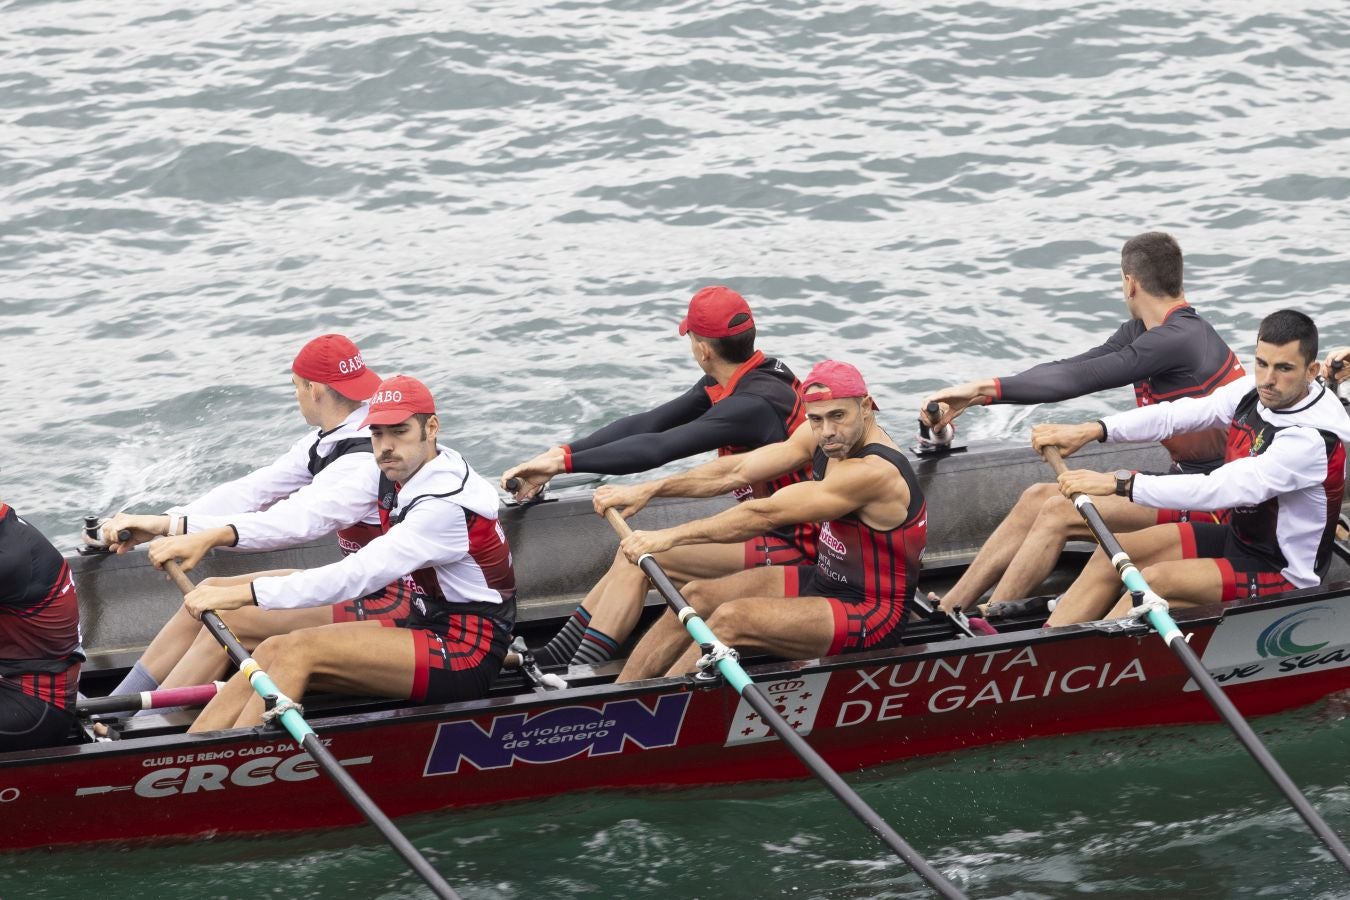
299, 378, 362, 414
1121, 232, 1183, 298
411, 412, 433, 440
1257, 309, 1318, 365
703, 319, 756, 364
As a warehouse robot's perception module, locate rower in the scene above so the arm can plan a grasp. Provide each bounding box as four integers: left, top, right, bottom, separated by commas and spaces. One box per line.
612, 361, 926, 682
179, 376, 515, 730
1044, 310, 1349, 624
0, 502, 84, 751
1325, 347, 1348, 403
921, 232, 1246, 618
501, 286, 816, 671
91, 334, 410, 708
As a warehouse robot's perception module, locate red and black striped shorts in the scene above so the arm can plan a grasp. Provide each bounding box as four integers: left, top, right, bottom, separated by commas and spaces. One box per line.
783, 566, 908, 656
382, 615, 509, 704
743, 533, 812, 569
1179, 522, 1295, 602
333, 579, 413, 625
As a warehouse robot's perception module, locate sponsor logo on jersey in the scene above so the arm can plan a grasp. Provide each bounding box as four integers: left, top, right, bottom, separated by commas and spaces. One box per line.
819, 522, 846, 556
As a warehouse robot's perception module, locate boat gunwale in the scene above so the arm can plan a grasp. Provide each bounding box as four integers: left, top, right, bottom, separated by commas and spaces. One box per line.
7, 575, 1347, 772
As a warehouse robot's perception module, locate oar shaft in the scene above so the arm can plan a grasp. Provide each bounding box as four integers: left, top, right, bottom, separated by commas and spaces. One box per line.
1042, 447, 1350, 873
77, 683, 219, 716
163, 561, 462, 900
605, 510, 966, 899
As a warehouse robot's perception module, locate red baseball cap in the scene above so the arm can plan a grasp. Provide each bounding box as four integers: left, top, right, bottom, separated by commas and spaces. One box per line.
292, 334, 382, 401
359, 375, 437, 427
800, 360, 879, 409
677, 286, 755, 338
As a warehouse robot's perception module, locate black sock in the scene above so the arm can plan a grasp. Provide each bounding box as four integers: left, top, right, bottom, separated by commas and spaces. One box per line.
570, 626, 621, 667
533, 607, 591, 667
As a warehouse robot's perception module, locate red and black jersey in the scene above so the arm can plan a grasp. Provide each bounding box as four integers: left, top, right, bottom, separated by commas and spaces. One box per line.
1221, 386, 1347, 581
808, 445, 927, 610
376, 471, 517, 633
995, 304, 1245, 470
563, 351, 816, 557
708, 353, 816, 558
0, 505, 82, 711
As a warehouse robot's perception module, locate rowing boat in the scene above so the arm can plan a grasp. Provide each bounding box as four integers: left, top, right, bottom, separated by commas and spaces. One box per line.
5, 440, 1349, 851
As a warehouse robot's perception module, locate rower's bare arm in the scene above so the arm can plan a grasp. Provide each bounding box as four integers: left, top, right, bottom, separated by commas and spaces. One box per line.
921, 379, 997, 429
618, 456, 892, 561
599, 424, 816, 520
501, 447, 566, 501
1031, 422, 1104, 458
1057, 469, 1115, 498
146, 526, 239, 572
184, 581, 255, 618
663, 425, 814, 499
1325, 347, 1349, 384
97, 513, 171, 554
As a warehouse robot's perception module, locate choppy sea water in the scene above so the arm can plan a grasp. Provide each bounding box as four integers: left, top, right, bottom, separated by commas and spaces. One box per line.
2, 0, 1349, 896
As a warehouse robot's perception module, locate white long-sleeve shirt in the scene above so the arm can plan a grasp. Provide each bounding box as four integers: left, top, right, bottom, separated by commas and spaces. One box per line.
1103, 375, 1350, 587
252, 448, 508, 612
173, 406, 380, 549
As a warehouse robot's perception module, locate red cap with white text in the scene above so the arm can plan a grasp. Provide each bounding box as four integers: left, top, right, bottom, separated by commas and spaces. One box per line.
800, 360, 879, 409
677, 286, 755, 338
291, 334, 382, 401
359, 375, 437, 427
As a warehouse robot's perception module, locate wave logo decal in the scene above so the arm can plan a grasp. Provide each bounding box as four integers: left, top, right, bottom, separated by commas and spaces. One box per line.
1256, 607, 1331, 658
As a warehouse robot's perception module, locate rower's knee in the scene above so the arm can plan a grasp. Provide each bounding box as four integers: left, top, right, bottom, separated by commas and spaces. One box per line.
1138, 564, 1179, 596
1034, 491, 1078, 531
703, 603, 748, 643
682, 580, 717, 616
252, 633, 305, 669
1016, 481, 1059, 510
608, 547, 643, 576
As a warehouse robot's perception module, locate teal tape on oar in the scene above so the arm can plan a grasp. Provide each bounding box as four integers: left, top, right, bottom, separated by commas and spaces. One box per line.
163, 561, 463, 900
1046, 448, 1350, 874
608, 510, 966, 899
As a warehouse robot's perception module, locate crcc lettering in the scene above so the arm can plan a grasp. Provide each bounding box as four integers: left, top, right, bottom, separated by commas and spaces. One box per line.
135, 753, 319, 798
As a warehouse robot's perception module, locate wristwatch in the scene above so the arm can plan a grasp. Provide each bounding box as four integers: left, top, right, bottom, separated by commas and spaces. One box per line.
1113, 469, 1135, 499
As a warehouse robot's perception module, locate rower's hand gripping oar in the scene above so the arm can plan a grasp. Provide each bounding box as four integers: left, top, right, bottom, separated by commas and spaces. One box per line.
1042, 447, 1350, 874
604, 509, 967, 899
162, 561, 464, 900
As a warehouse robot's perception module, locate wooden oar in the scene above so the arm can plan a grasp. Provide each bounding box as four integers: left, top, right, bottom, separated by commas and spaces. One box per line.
78, 682, 220, 717
604, 509, 966, 899
1043, 447, 1350, 873
162, 561, 463, 900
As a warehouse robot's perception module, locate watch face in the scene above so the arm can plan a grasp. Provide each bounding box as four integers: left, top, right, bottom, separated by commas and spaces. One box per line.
1113, 469, 1131, 481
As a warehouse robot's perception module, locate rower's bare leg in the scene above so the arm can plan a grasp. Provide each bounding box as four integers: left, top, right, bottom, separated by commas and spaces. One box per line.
136, 606, 207, 683
159, 605, 334, 689
189, 668, 257, 732
936, 482, 1058, 614
118, 571, 295, 688
1048, 524, 1186, 626
618, 566, 787, 682
665, 594, 835, 676
1105, 557, 1224, 618
190, 621, 403, 732
584, 542, 748, 647
988, 494, 1160, 603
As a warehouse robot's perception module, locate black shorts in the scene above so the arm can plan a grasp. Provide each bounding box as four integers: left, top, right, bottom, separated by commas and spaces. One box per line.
1181, 523, 1294, 602
0, 687, 78, 753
